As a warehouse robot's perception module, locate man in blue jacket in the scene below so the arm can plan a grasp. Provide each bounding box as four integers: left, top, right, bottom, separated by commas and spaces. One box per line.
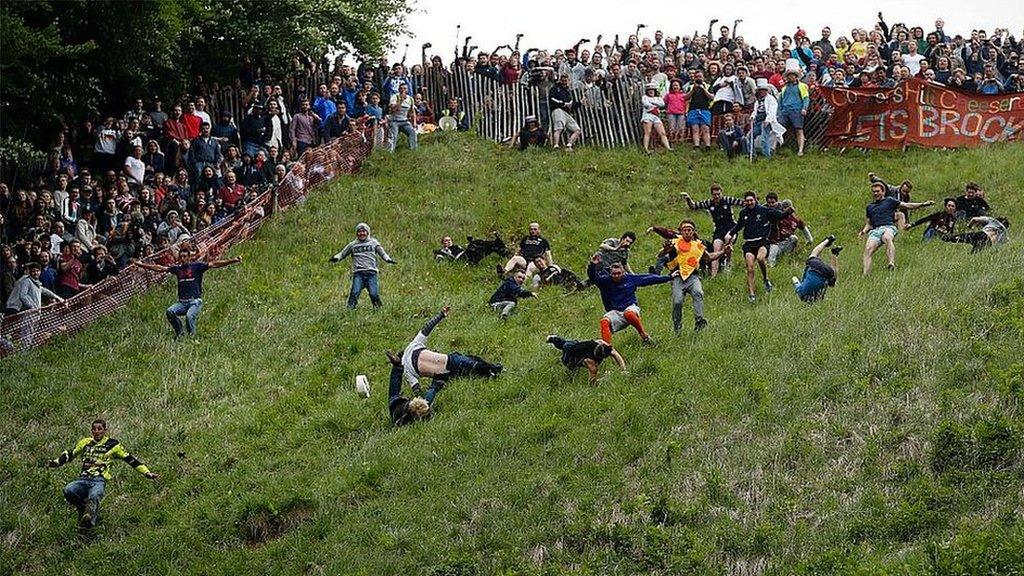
587, 254, 674, 345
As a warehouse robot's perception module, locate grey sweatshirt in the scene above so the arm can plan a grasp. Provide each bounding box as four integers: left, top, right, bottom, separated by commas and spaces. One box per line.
5, 274, 61, 311
332, 223, 395, 273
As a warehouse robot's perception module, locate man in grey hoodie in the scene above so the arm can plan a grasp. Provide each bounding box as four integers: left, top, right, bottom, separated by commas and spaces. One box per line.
5, 262, 64, 315
329, 222, 397, 309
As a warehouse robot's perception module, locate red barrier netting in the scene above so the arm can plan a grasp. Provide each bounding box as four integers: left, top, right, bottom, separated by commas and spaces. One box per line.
1, 126, 374, 357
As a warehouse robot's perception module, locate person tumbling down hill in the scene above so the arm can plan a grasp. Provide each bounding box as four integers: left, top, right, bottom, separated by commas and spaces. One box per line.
546, 335, 626, 384
945, 216, 1010, 253
489, 269, 535, 320
587, 254, 674, 346
384, 306, 503, 426
792, 234, 843, 302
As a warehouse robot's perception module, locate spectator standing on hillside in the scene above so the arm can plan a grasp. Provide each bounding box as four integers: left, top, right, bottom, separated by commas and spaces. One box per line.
46, 419, 158, 529
549, 74, 583, 150
135, 245, 242, 339
686, 70, 714, 150
384, 306, 503, 426
388, 83, 418, 152
55, 240, 91, 299
289, 100, 320, 157
329, 222, 397, 309
4, 261, 63, 314
778, 69, 810, 155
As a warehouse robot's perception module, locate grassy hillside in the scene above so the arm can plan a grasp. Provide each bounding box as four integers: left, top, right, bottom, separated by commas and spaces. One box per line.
2, 136, 1023, 575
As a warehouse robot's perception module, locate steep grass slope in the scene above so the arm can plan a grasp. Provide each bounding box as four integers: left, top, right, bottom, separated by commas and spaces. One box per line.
2, 136, 1023, 575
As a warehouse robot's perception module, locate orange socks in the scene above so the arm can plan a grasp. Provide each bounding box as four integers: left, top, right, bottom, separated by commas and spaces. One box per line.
600, 318, 613, 343
623, 310, 647, 339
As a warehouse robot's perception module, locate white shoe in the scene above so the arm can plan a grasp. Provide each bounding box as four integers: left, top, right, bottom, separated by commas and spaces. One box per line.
791, 276, 800, 287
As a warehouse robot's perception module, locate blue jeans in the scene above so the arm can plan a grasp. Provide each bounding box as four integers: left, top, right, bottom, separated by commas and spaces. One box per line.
242, 141, 263, 158
167, 298, 203, 336
348, 271, 381, 309
388, 119, 417, 152
63, 477, 105, 525
923, 227, 938, 241
750, 124, 773, 157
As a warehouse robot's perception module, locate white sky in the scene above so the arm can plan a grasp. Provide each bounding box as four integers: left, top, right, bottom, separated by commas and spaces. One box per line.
386, 1, 1023, 62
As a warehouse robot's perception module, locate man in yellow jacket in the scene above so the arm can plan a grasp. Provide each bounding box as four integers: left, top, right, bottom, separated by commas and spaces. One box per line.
647, 220, 731, 333
47, 419, 158, 528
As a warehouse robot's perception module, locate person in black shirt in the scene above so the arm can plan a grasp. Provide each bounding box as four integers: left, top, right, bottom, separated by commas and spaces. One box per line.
135, 245, 242, 339
549, 74, 582, 150
512, 116, 547, 150
724, 191, 791, 303
954, 182, 991, 221
908, 198, 958, 240
683, 183, 743, 276
546, 335, 626, 384
433, 235, 465, 262
498, 222, 553, 288
686, 70, 714, 149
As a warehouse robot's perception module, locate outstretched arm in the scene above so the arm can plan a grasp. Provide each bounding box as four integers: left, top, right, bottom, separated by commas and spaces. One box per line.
899, 200, 934, 211
610, 349, 626, 370
135, 261, 169, 273
420, 306, 450, 336
376, 243, 397, 264
330, 242, 353, 262
647, 226, 679, 239
208, 255, 242, 269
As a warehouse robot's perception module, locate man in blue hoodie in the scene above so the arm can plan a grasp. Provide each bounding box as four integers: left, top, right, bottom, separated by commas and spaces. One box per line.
329, 222, 397, 309
587, 255, 674, 345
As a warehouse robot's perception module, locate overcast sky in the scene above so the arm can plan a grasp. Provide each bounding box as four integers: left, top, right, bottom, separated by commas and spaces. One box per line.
385, 1, 1023, 62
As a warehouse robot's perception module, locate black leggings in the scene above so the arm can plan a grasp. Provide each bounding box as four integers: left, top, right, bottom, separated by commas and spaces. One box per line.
945, 231, 991, 253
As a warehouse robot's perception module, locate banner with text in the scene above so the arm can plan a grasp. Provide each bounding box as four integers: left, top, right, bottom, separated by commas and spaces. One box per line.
820, 79, 1023, 149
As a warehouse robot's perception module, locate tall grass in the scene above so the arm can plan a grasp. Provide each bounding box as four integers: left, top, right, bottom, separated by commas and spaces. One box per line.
2, 135, 1022, 575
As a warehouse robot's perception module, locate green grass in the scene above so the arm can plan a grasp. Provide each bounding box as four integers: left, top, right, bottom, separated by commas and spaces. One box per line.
2, 135, 1023, 575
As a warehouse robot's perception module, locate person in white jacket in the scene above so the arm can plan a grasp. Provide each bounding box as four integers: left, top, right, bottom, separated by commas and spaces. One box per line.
749, 78, 785, 158
641, 84, 672, 152
4, 262, 63, 314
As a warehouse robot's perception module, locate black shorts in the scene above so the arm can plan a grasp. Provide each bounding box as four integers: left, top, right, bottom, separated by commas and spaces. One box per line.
712, 227, 730, 241
743, 239, 769, 256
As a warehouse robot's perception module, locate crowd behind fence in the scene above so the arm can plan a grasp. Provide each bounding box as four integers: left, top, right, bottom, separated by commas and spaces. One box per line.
0, 127, 373, 357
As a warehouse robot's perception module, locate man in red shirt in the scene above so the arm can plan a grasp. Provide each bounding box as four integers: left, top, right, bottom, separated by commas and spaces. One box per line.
55, 240, 92, 299
218, 170, 246, 211
181, 101, 202, 140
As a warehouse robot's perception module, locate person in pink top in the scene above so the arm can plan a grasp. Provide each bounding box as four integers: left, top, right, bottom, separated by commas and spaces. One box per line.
664, 79, 688, 144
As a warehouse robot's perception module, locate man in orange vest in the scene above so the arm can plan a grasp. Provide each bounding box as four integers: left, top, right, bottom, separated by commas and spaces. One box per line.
648, 219, 731, 333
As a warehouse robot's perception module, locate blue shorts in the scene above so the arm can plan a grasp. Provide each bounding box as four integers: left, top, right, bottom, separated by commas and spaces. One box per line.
779, 109, 805, 129
686, 109, 711, 126
868, 225, 898, 242
795, 269, 828, 302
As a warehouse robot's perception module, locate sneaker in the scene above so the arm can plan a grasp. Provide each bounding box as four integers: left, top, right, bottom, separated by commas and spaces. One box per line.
791, 276, 800, 287
830, 245, 844, 256
81, 500, 98, 528
824, 234, 836, 247
641, 336, 657, 347
887, 262, 896, 271
748, 294, 756, 304
500, 313, 510, 321
384, 350, 401, 366
694, 317, 708, 332
764, 280, 774, 293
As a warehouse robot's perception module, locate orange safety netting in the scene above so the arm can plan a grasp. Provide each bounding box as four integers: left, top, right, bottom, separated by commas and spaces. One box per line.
1, 126, 374, 357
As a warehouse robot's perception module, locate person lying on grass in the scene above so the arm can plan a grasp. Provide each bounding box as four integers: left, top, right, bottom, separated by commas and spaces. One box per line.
546, 335, 626, 384
385, 306, 503, 426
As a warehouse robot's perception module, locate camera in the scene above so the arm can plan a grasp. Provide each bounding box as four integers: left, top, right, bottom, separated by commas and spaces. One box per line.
423, 43, 432, 48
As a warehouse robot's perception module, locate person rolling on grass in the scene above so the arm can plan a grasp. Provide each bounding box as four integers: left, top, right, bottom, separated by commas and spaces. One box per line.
682, 184, 742, 277
384, 306, 502, 426
908, 198, 958, 240
489, 269, 535, 320
657, 220, 732, 333
944, 216, 1010, 253
587, 255, 674, 346
329, 222, 397, 309
135, 245, 242, 340
723, 191, 791, 303
792, 234, 843, 302
46, 419, 158, 529
498, 222, 554, 289
546, 335, 626, 384
859, 182, 934, 275
765, 196, 813, 267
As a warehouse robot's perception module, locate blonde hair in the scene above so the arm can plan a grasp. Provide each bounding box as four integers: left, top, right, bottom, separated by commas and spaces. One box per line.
408, 397, 430, 418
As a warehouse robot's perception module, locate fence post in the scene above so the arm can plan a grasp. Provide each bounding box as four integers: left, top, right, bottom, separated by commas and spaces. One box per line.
271, 184, 279, 216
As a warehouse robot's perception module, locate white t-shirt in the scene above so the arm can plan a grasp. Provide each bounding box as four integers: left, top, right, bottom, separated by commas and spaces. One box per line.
124, 156, 145, 185
195, 110, 212, 126
901, 54, 924, 76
